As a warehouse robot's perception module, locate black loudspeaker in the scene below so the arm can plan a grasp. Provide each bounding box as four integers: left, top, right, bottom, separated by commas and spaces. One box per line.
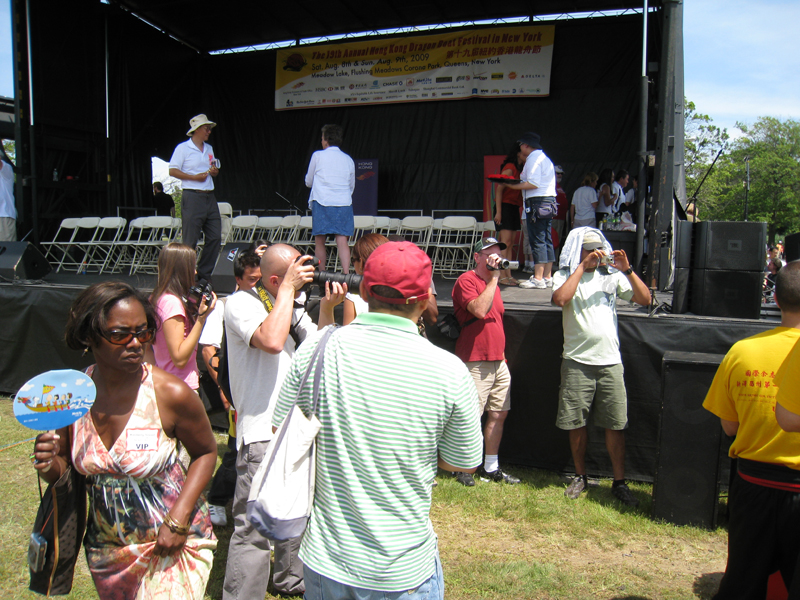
653, 351, 727, 528
0, 242, 52, 281
784, 232, 800, 263
672, 267, 690, 314
210, 243, 249, 294
690, 269, 762, 319
692, 221, 767, 271
675, 221, 695, 269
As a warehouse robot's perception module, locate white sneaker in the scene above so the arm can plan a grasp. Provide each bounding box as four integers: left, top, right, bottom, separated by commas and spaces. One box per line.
208, 504, 227, 527
519, 277, 547, 289
544, 277, 553, 288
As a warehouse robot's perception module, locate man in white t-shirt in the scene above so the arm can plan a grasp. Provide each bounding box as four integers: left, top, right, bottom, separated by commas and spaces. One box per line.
222, 244, 343, 599
0, 158, 16, 242
551, 229, 650, 506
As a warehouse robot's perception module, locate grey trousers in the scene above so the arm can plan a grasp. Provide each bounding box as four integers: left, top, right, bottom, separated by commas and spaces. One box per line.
222, 441, 305, 599
181, 189, 221, 282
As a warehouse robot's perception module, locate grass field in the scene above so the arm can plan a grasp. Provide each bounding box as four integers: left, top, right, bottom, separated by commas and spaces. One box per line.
0, 397, 728, 599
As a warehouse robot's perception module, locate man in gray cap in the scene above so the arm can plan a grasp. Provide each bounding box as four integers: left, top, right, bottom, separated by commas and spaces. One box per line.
551, 228, 651, 505
169, 114, 222, 282
506, 132, 557, 289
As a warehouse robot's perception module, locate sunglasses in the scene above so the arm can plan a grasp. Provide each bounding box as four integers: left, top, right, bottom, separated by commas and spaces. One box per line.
101, 328, 156, 345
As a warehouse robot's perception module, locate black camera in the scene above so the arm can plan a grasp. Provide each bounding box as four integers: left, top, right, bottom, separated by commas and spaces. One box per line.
296, 256, 364, 291
186, 279, 214, 307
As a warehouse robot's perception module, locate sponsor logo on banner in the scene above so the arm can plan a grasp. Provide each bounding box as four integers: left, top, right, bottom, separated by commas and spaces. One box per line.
292, 82, 305, 89
491, 73, 504, 79
436, 76, 453, 83
416, 77, 432, 84
406, 79, 414, 86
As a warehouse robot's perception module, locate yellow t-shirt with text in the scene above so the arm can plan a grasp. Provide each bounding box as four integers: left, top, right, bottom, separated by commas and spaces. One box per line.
703, 327, 800, 469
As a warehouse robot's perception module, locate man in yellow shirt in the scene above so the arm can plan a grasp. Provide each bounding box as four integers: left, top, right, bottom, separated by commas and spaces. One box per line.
703, 260, 800, 599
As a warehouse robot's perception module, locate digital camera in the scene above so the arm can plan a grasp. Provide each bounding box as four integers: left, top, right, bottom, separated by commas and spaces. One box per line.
296, 256, 364, 291
186, 279, 214, 307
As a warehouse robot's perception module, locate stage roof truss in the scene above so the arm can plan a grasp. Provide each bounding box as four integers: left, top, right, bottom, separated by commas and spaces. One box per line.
108, 0, 658, 55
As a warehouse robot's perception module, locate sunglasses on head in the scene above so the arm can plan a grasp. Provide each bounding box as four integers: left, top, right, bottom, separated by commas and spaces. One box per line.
101, 328, 156, 345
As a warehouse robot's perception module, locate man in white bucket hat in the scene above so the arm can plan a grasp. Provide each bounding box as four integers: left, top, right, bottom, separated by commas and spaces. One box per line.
169, 114, 221, 282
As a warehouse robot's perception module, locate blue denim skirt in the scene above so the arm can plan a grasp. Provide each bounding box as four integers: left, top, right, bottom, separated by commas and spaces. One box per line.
311, 201, 354, 236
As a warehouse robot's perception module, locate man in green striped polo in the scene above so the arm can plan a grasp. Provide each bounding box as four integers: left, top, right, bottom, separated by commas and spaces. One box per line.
273, 241, 483, 599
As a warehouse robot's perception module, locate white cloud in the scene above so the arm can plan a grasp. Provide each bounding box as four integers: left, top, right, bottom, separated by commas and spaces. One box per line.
19, 383, 34, 392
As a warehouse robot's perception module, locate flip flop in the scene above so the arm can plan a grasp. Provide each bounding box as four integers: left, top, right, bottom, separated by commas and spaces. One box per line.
499, 277, 519, 286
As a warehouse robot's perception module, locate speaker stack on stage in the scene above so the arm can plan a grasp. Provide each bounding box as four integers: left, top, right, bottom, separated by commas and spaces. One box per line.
784, 232, 800, 263
0, 242, 52, 281
672, 221, 766, 319
653, 351, 730, 528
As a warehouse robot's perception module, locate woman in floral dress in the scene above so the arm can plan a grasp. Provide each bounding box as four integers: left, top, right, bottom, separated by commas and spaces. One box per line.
32, 281, 217, 600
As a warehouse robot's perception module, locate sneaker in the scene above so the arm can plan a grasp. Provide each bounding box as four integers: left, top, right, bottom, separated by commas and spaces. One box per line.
208, 504, 227, 527
564, 475, 587, 499
544, 277, 553, 288
612, 482, 640, 507
518, 277, 547, 289
479, 467, 520, 484
454, 471, 475, 487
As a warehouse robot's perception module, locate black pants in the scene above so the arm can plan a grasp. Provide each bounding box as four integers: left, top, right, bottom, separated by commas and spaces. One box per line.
714, 472, 800, 599
207, 434, 237, 507
181, 189, 221, 282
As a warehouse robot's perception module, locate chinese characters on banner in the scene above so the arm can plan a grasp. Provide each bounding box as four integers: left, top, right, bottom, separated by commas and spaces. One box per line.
275, 25, 554, 111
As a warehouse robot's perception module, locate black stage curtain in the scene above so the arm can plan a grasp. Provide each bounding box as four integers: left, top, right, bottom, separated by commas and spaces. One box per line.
107, 13, 657, 217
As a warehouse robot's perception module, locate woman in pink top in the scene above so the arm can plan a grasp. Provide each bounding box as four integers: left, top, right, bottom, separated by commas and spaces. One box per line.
151, 243, 216, 390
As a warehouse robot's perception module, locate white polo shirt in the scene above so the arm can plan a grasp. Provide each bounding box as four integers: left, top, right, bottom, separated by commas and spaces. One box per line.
169, 139, 215, 191
305, 146, 355, 207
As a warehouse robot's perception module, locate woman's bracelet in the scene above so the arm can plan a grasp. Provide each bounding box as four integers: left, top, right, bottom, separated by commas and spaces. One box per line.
163, 512, 191, 536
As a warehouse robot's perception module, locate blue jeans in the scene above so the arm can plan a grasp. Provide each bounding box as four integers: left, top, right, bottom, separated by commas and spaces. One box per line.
527, 213, 555, 264
303, 548, 444, 600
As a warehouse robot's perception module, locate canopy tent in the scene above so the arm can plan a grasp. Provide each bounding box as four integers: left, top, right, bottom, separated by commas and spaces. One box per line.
9, 0, 684, 288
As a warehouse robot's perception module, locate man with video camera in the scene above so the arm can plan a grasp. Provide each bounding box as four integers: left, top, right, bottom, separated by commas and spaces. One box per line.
222, 244, 343, 599
451, 236, 521, 486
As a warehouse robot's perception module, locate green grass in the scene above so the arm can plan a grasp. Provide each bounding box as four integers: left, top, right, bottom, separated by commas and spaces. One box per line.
0, 398, 728, 599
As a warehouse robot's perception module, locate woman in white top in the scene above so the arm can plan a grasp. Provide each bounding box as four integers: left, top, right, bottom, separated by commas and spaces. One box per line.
571, 172, 599, 228
343, 233, 390, 324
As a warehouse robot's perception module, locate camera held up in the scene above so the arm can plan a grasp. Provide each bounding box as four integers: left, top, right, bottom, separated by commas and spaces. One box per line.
486, 253, 520, 271
186, 279, 214, 308
296, 256, 363, 291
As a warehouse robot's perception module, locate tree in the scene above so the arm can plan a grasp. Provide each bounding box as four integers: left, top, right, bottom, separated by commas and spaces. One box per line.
684, 99, 728, 203
700, 117, 800, 244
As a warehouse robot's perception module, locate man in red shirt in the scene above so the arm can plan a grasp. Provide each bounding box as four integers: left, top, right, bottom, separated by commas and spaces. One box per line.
451, 237, 521, 486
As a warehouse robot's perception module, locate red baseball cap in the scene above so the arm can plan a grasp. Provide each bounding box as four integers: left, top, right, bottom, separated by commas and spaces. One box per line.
362, 241, 431, 305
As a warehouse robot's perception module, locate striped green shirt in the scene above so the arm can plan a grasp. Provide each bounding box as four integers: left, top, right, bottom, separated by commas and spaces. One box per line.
273, 312, 483, 591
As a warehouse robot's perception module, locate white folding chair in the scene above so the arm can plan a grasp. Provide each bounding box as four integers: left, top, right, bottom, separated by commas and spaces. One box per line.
130, 216, 176, 275
82, 217, 127, 273
253, 216, 283, 243
227, 215, 259, 244
218, 202, 233, 245
374, 216, 393, 236
274, 215, 302, 244
42, 218, 81, 270
60, 217, 101, 273
396, 216, 434, 254
433, 216, 478, 278
293, 216, 315, 256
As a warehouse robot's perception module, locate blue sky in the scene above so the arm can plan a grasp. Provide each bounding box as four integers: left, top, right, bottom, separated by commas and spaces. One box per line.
0, 1, 797, 138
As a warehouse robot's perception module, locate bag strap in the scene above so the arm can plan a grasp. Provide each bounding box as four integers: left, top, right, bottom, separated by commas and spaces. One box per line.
266, 325, 338, 453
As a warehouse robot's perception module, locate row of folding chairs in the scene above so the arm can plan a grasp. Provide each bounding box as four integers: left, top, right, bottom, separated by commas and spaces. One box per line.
42, 215, 184, 275
219, 214, 494, 277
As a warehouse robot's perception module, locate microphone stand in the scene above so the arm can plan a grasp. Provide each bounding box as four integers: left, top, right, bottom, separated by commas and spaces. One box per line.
275, 192, 303, 215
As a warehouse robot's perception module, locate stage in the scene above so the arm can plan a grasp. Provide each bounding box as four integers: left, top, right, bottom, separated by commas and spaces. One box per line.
0, 269, 774, 482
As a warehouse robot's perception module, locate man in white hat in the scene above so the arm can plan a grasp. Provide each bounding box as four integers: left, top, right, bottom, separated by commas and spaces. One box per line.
169, 114, 221, 282
551, 228, 650, 506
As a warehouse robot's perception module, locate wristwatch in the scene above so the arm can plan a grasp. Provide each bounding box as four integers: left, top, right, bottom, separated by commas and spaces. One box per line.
623, 267, 633, 275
